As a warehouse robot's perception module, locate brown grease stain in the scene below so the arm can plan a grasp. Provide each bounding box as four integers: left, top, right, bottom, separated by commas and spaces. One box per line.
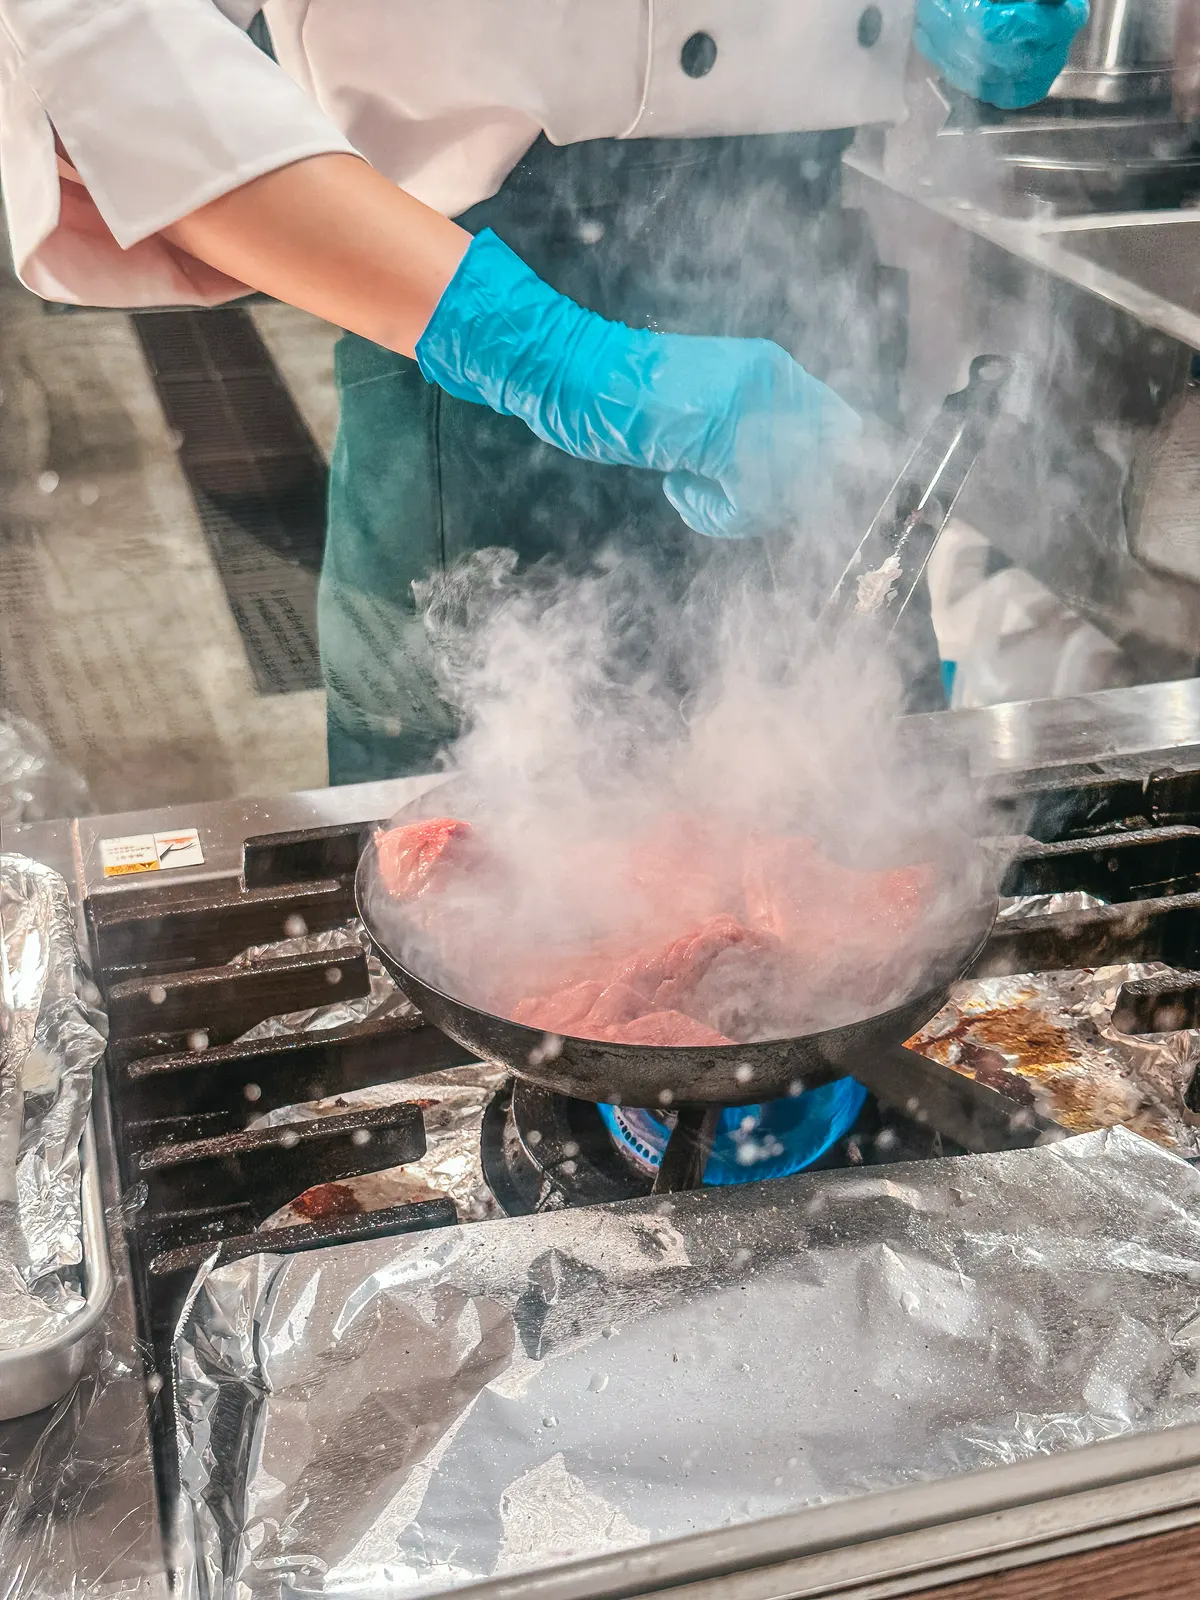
920, 1004, 1074, 1070
909, 1001, 1161, 1138
292, 1181, 364, 1220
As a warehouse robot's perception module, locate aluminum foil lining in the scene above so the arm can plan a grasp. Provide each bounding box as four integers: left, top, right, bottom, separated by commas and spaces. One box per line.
228, 921, 503, 1223
909, 962, 1200, 1156
0, 854, 106, 1348
174, 1128, 1200, 1600
254, 1066, 508, 1226
0, 712, 91, 826
234, 923, 419, 1041
997, 890, 1108, 920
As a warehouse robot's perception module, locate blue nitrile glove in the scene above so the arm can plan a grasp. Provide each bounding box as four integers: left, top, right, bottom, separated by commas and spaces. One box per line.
415, 229, 861, 539
914, 0, 1089, 109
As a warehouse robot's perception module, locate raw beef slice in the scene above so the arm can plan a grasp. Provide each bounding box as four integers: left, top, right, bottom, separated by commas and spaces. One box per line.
744, 835, 934, 963
512, 917, 758, 1044
512, 981, 604, 1034
600, 1011, 731, 1047
376, 817, 473, 899
612, 915, 769, 1011
625, 814, 746, 932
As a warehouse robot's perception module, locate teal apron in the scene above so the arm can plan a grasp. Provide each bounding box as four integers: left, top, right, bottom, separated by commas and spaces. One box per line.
320, 133, 939, 784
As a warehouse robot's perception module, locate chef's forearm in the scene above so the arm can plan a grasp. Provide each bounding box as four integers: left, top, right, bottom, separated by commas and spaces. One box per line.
160, 154, 471, 357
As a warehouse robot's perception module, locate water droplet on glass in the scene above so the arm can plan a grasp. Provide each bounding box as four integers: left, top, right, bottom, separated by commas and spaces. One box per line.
562, 1140, 580, 1158
560, 1158, 577, 1176
243, 1082, 262, 1103
324, 965, 344, 985
37, 470, 59, 494
588, 1371, 609, 1392
148, 985, 167, 1006
734, 1062, 753, 1084
284, 914, 308, 938
658, 1088, 675, 1105
527, 1128, 543, 1146
146, 1372, 164, 1399
279, 1129, 300, 1149
187, 1030, 209, 1053
351, 1128, 371, 1146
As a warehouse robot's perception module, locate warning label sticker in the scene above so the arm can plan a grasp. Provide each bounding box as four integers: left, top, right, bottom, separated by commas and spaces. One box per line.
100, 829, 205, 877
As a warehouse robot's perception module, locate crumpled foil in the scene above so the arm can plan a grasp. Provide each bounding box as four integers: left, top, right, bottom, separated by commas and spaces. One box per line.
0, 854, 106, 1347
909, 963, 1200, 1156
0, 1347, 162, 1600
233, 922, 419, 1041
997, 890, 1108, 920
255, 1067, 508, 1226
174, 1127, 1200, 1600
0, 714, 91, 826
225, 921, 502, 1222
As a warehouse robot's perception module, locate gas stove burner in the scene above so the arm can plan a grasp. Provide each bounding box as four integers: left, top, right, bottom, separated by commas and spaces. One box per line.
481, 1081, 654, 1216
598, 1076, 869, 1186
480, 1077, 938, 1215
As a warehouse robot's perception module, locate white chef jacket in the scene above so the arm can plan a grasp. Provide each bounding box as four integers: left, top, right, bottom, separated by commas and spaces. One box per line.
0, 0, 916, 308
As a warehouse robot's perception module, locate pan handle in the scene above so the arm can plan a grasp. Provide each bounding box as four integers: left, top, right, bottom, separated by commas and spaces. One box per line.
824, 353, 1014, 634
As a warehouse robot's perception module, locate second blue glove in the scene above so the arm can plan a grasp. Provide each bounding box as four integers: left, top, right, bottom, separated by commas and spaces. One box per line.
915, 0, 1089, 110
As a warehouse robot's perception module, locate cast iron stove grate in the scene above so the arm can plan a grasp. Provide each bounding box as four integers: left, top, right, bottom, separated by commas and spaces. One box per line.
84, 821, 476, 1508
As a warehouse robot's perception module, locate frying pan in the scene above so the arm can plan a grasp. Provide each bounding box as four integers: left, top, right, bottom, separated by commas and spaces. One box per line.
356, 793, 999, 1109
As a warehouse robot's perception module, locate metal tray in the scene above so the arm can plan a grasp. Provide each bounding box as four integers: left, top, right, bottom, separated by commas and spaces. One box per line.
0, 1120, 113, 1421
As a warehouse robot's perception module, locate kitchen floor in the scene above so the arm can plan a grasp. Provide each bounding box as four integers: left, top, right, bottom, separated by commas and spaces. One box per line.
0, 262, 340, 817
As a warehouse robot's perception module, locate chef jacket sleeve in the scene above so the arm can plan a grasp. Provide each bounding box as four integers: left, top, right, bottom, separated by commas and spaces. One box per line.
0, 0, 358, 305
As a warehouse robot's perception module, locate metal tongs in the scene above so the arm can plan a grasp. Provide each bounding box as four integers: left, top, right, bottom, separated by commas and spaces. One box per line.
824, 354, 1014, 631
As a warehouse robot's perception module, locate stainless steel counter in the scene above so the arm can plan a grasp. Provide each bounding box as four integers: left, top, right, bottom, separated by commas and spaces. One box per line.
4, 677, 1200, 1600
913, 675, 1200, 788
846, 96, 1200, 353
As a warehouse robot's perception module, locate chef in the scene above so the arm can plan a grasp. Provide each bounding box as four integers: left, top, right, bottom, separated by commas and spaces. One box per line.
0, 0, 1085, 782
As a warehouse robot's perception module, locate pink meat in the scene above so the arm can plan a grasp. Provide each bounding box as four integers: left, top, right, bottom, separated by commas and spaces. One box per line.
742, 835, 823, 942
612, 914, 768, 1010
744, 835, 934, 964
375, 817, 473, 900
599, 1011, 732, 1047
512, 980, 604, 1034
502, 825, 936, 1048
582, 981, 647, 1028
625, 814, 745, 932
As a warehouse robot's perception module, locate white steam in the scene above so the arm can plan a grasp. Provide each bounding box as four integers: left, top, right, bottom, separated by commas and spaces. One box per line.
367, 542, 995, 1042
